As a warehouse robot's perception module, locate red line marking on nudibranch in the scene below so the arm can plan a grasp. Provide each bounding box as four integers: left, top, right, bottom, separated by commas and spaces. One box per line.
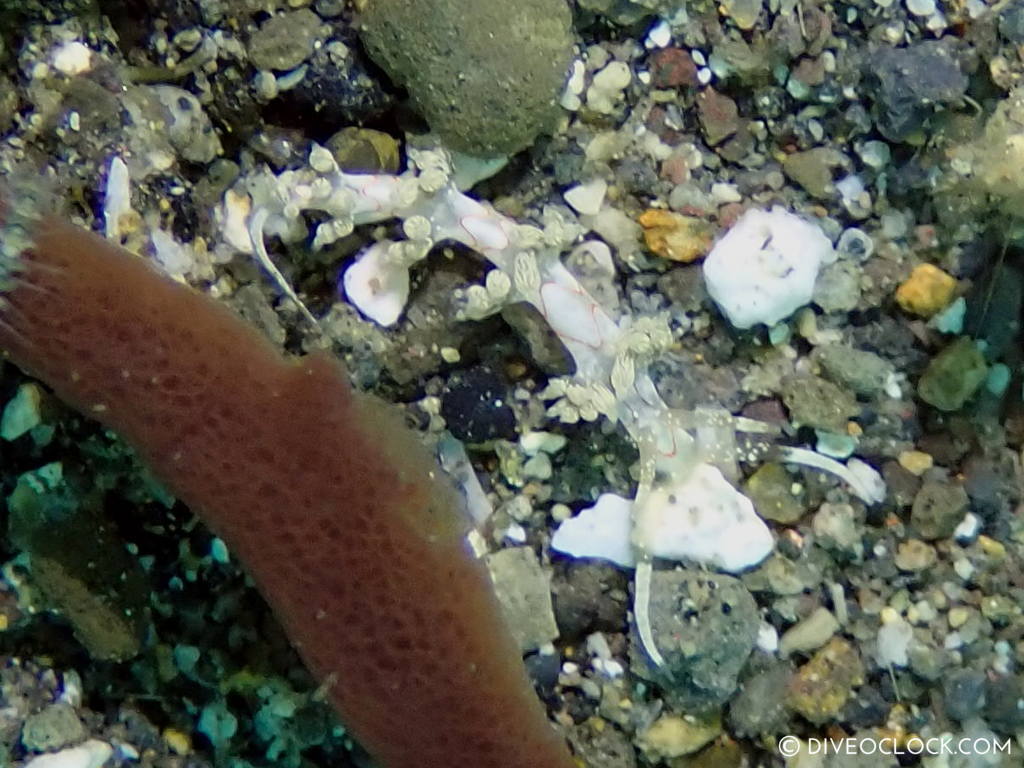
460, 214, 510, 253
351, 176, 399, 212
539, 281, 605, 349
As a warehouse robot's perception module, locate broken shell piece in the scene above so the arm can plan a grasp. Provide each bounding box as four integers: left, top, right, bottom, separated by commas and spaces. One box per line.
342, 241, 410, 326
564, 179, 608, 216
103, 156, 134, 241
632, 462, 774, 572
703, 207, 833, 329
551, 493, 636, 568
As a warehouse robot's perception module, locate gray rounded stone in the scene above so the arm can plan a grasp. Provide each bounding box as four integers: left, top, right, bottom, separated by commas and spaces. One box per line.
630, 569, 759, 713
247, 9, 326, 72
360, 0, 573, 155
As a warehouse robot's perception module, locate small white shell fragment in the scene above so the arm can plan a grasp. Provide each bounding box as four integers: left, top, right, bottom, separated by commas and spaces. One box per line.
954, 512, 981, 544
560, 59, 586, 111
52, 41, 92, 75
219, 189, 253, 254
520, 431, 568, 455
756, 622, 779, 653
710, 182, 742, 204
564, 179, 608, 216
876, 614, 914, 667
150, 229, 194, 277
25, 741, 113, 768
845, 458, 887, 504
645, 19, 672, 49
587, 61, 632, 114
906, 0, 937, 16
343, 242, 409, 326
103, 156, 133, 240
702, 207, 834, 329
551, 493, 637, 568
836, 227, 874, 262
632, 462, 774, 572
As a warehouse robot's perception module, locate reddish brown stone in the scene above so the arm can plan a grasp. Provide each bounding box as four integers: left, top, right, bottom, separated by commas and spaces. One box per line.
648, 47, 699, 88
697, 88, 740, 146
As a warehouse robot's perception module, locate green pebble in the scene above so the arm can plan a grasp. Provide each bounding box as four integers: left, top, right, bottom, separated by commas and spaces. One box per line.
781, 374, 859, 432
744, 462, 805, 524
917, 337, 988, 412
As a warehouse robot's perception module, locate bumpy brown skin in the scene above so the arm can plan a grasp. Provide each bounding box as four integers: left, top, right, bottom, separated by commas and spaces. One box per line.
0, 215, 576, 768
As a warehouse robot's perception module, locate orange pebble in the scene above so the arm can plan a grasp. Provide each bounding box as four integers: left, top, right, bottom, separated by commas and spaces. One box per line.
895, 263, 956, 317
639, 208, 713, 263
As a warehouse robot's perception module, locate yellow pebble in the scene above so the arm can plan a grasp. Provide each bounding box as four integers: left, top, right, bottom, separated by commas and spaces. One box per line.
979, 535, 1007, 561
948, 606, 970, 628
895, 264, 956, 317
638, 209, 713, 263
898, 450, 934, 476
163, 728, 191, 755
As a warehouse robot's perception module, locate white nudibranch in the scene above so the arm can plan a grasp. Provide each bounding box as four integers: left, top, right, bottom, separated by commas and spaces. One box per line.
233, 144, 887, 670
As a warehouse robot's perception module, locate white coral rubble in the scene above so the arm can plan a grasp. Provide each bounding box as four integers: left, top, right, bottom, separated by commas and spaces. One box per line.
702, 206, 834, 329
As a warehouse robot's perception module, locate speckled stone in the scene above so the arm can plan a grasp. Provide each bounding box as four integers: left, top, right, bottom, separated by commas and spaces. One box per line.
813, 261, 862, 313
785, 638, 864, 724
812, 502, 864, 560
742, 554, 823, 596
781, 374, 859, 432
985, 675, 1024, 734
20, 703, 86, 752
782, 147, 846, 199
630, 570, 759, 712
944, 669, 987, 721
440, 367, 517, 443
911, 479, 969, 539
894, 539, 937, 571
247, 9, 326, 71
551, 562, 630, 641
744, 462, 806, 524
814, 345, 895, 397
727, 662, 793, 737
